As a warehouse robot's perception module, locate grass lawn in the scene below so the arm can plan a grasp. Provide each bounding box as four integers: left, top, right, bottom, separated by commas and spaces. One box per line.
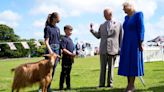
0, 56, 164, 92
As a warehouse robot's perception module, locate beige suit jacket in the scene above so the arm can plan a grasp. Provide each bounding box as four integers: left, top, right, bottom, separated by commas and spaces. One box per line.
91, 20, 122, 55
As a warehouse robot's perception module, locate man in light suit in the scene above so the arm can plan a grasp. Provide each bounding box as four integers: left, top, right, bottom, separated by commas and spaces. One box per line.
90, 8, 122, 88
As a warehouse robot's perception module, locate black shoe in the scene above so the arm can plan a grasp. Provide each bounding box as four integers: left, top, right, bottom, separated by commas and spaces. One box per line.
107, 85, 113, 88
66, 86, 71, 90
59, 86, 63, 90
67, 87, 71, 90
98, 85, 105, 88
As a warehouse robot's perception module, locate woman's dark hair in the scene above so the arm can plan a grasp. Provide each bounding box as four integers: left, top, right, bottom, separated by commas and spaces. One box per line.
49, 12, 59, 24
45, 14, 51, 26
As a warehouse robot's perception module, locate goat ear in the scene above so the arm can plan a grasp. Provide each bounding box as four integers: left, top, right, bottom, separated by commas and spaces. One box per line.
43, 54, 50, 57
56, 54, 60, 58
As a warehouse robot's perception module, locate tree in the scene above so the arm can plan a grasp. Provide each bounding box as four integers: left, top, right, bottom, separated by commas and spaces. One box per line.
27, 39, 45, 57
0, 24, 49, 58
0, 24, 29, 58
0, 24, 20, 42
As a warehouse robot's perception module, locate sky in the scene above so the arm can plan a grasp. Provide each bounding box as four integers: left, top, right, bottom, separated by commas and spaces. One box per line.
0, 0, 164, 47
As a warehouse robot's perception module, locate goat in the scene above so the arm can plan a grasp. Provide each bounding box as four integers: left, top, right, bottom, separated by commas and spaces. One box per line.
11, 53, 60, 92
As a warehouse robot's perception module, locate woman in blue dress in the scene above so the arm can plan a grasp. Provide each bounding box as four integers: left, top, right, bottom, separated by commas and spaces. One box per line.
118, 2, 145, 92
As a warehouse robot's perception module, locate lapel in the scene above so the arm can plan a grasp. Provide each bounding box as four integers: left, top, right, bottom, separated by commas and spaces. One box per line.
105, 20, 115, 31
101, 22, 108, 34
109, 20, 114, 31
108, 20, 117, 36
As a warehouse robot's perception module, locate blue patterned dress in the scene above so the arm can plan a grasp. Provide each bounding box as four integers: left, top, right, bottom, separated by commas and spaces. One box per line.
118, 12, 145, 76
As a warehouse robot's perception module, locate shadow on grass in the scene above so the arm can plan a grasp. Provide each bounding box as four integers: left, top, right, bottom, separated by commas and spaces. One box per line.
159, 81, 164, 83
27, 90, 37, 92
72, 74, 80, 77
91, 69, 99, 72
71, 87, 124, 92
153, 69, 164, 71
27, 87, 124, 92
27, 85, 164, 92
148, 85, 164, 92
72, 86, 163, 92
33, 87, 124, 92
0, 89, 6, 92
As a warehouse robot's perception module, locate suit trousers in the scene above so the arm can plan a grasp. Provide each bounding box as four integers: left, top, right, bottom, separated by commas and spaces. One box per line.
99, 54, 116, 86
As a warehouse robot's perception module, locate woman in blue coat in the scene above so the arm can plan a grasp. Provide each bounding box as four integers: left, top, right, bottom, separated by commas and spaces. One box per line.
118, 2, 145, 92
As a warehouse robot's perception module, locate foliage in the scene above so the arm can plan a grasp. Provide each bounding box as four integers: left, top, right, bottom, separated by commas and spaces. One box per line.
22, 39, 46, 57
0, 24, 20, 42
0, 24, 26, 58
1, 43, 29, 58
0, 24, 45, 58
